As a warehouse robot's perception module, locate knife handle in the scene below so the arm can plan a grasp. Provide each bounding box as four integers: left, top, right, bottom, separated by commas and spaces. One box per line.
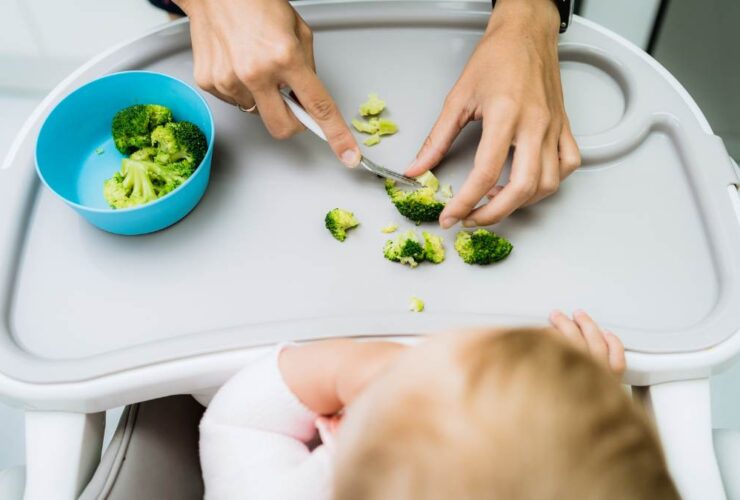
279, 88, 328, 142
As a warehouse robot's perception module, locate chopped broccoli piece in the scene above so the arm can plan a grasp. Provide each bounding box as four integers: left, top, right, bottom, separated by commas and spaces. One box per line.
381, 224, 398, 234
454, 229, 513, 265
416, 171, 440, 192
112, 104, 173, 154
385, 179, 446, 225
376, 118, 398, 136
363, 134, 381, 146
352, 118, 379, 134
359, 93, 385, 116
151, 121, 208, 175
94, 147, 105, 155
422, 231, 445, 264
440, 184, 453, 198
383, 230, 425, 267
409, 297, 425, 313
325, 208, 359, 241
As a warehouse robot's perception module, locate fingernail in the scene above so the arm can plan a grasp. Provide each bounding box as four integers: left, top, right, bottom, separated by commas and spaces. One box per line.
341, 149, 360, 168
573, 309, 585, 317
462, 219, 477, 228
440, 217, 459, 229
550, 310, 563, 320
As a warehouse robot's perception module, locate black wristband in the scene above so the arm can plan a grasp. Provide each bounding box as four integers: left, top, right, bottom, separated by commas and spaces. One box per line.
491, 0, 574, 33
148, 0, 185, 17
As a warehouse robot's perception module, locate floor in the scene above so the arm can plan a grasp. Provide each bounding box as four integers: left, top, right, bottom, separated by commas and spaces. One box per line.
0, 0, 739, 475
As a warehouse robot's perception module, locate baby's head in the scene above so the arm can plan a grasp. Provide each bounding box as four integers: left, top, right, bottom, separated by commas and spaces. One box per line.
334, 329, 678, 500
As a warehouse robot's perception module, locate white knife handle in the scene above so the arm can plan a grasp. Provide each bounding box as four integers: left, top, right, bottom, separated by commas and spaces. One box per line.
280, 89, 328, 142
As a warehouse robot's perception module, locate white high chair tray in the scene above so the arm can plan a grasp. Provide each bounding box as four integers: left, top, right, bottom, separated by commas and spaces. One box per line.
1, 0, 739, 386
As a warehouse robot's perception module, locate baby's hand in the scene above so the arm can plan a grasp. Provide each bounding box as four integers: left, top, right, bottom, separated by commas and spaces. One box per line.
548, 310, 626, 377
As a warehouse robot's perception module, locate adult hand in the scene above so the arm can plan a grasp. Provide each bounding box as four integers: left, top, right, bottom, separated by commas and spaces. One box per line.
175, 0, 361, 167
549, 310, 626, 378
406, 0, 581, 228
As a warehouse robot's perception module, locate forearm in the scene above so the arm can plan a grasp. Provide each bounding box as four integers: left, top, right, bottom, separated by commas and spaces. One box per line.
279, 339, 406, 415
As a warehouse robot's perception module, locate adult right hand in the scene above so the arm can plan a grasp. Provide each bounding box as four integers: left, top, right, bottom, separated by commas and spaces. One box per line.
175, 0, 361, 167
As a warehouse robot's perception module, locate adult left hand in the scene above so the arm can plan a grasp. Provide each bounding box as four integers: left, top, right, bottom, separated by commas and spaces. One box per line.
406, 0, 581, 228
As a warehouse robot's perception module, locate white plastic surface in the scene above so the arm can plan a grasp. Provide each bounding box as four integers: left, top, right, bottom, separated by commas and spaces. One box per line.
714, 429, 740, 500
636, 379, 726, 500
0, 466, 24, 500
0, 0, 737, 407
23, 411, 104, 500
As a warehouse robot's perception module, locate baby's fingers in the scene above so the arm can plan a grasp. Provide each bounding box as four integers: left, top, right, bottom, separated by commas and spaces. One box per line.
605, 332, 626, 377
573, 310, 609, 367
549, 310, 587, 352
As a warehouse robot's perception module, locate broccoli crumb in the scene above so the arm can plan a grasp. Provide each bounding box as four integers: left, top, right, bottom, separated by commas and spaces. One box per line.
352, 119, 378, 134
363, 134, 381, 146
95, 147, 105, 155
381, 224, 399, 234
325, 208, 359, 242
385, 179, 445, 225
454, 229, 513, 265
376, 118, 398, 136
441, 184, 453, 198
409, 297, 425, 313
359, 93, 386, 116
416, 171, 440, 193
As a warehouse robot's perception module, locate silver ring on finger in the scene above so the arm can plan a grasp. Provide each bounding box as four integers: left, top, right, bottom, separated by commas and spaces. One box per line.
237, 103, 258, 113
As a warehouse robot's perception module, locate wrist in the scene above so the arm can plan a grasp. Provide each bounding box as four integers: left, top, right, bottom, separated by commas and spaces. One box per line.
488, 0, 560, 36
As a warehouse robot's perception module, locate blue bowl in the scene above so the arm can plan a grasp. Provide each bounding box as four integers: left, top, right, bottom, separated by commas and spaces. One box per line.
35, 71, 215, 235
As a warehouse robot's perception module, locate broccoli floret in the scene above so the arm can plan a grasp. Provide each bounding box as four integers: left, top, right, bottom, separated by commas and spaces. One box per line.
151, 121, 208, 175
112, 104, 173, 154
103, 147, 193, 209
104, 158, 161, 209
376, 118, 398, 136
383, 230, 425, 267
416, 171, 439, 192
381, 224, 398, 234
409, 297, 425, 313
385, 179, 446, 225
422, 231, 445, 264
325, 208, 359, 241
359, 93, 385, 116
454, 229, 513, 265
363, 134, 381, 146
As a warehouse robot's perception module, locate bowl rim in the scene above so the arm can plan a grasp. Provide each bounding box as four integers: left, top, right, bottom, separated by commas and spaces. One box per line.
34, 70, 215, 214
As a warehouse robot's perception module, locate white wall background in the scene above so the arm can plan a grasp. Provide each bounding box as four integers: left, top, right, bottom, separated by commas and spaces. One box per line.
0, 0, 738, 474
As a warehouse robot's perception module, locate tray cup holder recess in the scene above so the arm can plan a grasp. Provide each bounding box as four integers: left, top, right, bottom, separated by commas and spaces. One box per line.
559, 44, 649, 165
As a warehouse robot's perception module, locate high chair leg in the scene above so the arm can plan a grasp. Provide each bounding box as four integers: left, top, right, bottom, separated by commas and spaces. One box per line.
23, 411, 104, 500
634, 379, 726, 500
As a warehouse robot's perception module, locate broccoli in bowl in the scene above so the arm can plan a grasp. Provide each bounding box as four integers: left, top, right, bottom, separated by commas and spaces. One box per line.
104, 104, 208, 209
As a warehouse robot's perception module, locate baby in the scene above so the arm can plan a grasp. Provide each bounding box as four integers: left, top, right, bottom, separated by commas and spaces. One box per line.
199, 310, 679, 500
